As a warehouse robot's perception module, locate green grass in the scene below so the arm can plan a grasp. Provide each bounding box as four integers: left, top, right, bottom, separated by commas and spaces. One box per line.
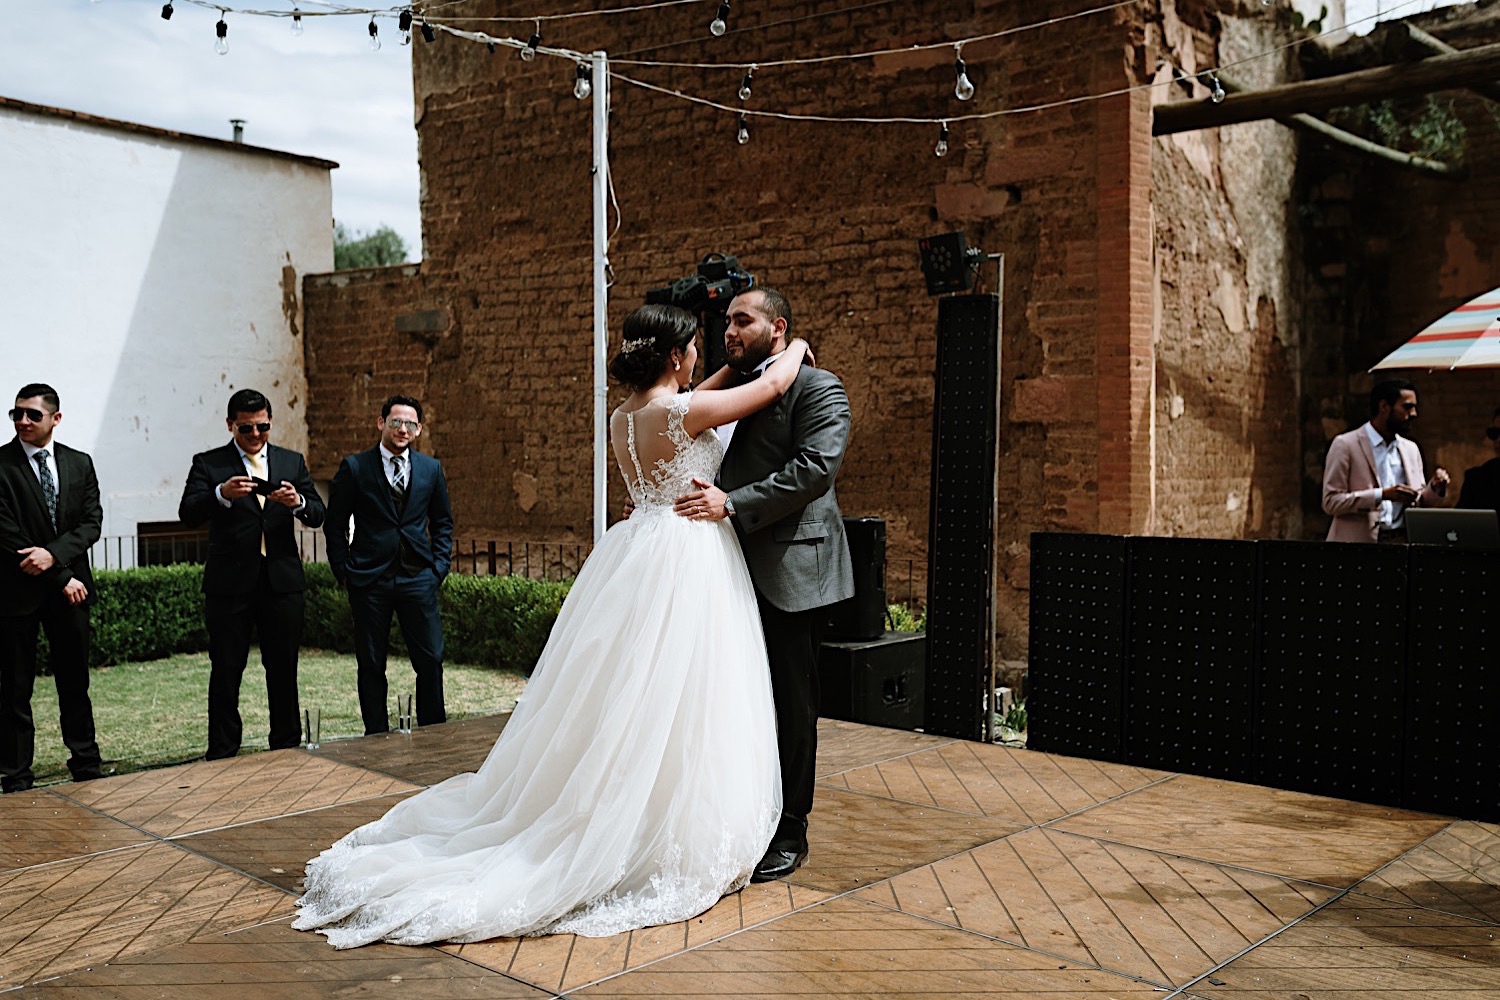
26, 650, 527, 785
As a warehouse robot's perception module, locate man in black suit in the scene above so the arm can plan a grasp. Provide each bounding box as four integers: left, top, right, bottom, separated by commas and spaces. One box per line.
179, 388, 325, 760
325, 395, 453, 735
0, 384, 105, 792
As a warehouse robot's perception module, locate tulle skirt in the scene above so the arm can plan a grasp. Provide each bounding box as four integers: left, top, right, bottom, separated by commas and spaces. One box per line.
292, 507, 781, 947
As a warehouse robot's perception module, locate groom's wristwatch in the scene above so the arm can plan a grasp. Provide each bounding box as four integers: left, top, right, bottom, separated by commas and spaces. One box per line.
723, 497, 736, 518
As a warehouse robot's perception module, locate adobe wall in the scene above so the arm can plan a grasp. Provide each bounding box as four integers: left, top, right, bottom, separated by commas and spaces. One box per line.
303, 0, 1309, 658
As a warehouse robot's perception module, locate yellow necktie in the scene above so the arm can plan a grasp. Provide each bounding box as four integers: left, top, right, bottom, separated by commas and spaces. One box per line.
246, 450, 267, 556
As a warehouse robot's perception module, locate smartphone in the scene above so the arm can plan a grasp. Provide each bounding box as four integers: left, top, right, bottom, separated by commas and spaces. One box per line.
250, 478, 278, 497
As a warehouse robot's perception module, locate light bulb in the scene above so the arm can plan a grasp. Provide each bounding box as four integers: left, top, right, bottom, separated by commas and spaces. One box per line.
739, 66, 755, 101
1209, 73, 1225, 103
736, 113, 749, 145
954, 57, 975, 101
160, 1, 173, 20
420, 20, 435, 43
368, 17, 380, 50
291, 11, 303, 36
574, 63, 592, 100
521, 30, 541, 61
935, 122, 950, 158
398, 8, 412, 45
710, 1, 730, 36
215, 16, 228, 55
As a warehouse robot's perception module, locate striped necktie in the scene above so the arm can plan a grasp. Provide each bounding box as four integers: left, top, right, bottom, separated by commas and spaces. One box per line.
34, 449, 57, 532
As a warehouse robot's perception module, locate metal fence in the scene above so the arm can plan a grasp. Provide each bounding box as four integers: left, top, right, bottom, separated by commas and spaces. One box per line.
88, 531, 586, 582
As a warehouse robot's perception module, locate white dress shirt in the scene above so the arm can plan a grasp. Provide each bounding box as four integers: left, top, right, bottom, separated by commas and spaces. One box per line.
1364, 422, 1409, 529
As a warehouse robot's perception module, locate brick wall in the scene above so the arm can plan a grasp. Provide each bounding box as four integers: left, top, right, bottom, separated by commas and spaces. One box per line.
304, 0, 1309, 658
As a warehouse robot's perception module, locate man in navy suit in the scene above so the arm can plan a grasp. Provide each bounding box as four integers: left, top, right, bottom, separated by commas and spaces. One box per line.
325, 395, 453, 734
0, 383, 104, 792
179, 388, 325, 760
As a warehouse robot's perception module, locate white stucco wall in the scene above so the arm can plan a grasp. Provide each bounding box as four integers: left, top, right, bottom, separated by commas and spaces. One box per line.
0, 102, 333, 563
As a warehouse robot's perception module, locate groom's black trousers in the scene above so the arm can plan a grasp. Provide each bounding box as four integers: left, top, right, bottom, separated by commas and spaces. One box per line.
757, 593, 825, 841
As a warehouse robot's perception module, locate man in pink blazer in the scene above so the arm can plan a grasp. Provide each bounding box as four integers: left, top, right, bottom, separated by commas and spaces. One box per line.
1323, 379, 1449, 542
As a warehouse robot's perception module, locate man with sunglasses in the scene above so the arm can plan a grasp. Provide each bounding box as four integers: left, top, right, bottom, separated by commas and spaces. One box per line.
324, 395, 453, 734
179, 388, 325, 759
0, 384, 104, 792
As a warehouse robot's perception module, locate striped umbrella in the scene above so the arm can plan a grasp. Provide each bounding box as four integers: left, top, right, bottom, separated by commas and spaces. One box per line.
1372, 285, 1500, 370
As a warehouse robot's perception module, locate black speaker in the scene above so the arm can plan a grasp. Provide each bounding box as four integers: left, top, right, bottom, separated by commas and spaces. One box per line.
826, 517, 886, 640
820, 631, 926, 729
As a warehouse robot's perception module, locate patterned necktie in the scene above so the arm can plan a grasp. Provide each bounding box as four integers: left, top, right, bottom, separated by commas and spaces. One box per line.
245, 449, 268, 556
392, 454, 408, 494
34, 449, 57, 531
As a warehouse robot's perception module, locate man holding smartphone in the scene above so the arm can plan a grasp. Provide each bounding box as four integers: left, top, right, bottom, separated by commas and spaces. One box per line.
179, 388, 325, 759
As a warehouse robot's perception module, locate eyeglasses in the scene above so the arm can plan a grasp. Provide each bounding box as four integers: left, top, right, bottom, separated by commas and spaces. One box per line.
235, 422, 272, 435
386, 418, 421, 432
8, 407, 47, 423
1487, 427, 1500, 441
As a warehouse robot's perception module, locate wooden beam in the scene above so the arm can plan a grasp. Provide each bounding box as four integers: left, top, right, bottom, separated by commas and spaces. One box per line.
1397, 23, 1500, 105
1214, 71, 1467, 180
1153, 40, 1500, 135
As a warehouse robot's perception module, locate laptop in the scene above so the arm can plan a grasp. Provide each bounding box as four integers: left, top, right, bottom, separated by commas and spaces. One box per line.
1405, 508, 1500, 550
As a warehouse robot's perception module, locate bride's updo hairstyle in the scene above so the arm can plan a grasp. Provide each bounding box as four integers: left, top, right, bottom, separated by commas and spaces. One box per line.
608, 304, 698, 393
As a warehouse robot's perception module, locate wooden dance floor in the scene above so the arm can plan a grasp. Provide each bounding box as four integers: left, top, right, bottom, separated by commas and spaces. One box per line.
3, 715, 1497, 997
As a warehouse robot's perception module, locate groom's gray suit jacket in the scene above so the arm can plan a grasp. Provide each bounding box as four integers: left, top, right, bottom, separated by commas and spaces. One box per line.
719, 364, 854, 613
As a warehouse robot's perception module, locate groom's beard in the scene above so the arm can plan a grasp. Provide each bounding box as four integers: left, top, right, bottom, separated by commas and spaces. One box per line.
727, 343, 777, 374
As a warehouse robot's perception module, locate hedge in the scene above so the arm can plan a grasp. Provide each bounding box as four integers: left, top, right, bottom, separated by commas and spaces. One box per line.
74, 563, 571, 675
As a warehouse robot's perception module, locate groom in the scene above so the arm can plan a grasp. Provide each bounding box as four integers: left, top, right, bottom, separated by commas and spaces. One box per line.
674, 287, 853, 882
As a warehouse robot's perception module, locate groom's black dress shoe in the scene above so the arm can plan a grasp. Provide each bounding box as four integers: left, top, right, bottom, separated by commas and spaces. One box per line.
751, 845, 808, 883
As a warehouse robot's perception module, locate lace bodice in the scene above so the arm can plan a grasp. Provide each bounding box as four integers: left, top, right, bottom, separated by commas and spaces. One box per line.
619, 391, 723, 509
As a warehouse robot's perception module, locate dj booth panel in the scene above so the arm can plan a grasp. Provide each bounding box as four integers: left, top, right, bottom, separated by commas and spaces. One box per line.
1027, 532, 1129, 762
1403, 547, 1500, 821
1125, 538, 1258, 777
1254, 541, 1407, 808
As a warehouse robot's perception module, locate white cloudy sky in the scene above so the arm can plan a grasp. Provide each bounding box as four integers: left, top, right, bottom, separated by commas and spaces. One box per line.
2, 0, 423, 258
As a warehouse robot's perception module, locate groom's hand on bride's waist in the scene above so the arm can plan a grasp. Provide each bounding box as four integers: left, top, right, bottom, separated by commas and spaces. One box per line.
674, 478, 729, 521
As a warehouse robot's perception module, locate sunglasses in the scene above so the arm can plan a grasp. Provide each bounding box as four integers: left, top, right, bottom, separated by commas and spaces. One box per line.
1487, 427, 1500, 441
386, 418, 421, 432
8, 407, 48, 423
236, 422, 272, 435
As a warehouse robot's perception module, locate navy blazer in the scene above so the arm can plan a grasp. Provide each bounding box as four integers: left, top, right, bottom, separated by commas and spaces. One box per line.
324, 446, 453, 588
0, 438, 103, 615
178, 442, 326, 596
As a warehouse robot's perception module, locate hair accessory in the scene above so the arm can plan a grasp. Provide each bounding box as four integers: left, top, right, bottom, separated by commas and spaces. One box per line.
622, 337, 654, 354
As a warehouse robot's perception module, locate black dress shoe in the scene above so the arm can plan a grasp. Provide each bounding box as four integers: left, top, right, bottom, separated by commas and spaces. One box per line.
751, 845, 808, 883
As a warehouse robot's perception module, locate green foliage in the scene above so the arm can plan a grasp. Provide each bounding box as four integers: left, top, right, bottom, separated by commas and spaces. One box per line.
1332, 96, 1467, 162
441, 574, 571, 675
90, 565, 208, 665
1001, 698, 1028, 733
886, 603, 927, 632
78, 563, 568, 674
333, 221, 410, 270
1290, 4, 1326, 33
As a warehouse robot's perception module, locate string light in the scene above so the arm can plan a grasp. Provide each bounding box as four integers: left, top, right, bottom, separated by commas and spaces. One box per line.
1208, 72, 1226, 103
522, 23, 541, 61
290, 6, 302, 36
954, 45, 975, 102
710, 1, 730, 37
398, 8, 413, 45
738, 65, 754, 101
368, 16, 380, 50
160, 1, 173, 20
736, 112, 749, 144
420, 18, 436, 43
574, 62, 593, 100
935, 121, 949, 158
214, 13, 229, 55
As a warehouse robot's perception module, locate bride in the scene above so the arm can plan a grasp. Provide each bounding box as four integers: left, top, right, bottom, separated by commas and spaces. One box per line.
293, 304, 813, 948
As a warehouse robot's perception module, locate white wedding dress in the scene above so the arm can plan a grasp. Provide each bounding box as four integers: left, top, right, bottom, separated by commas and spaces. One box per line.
293, 392, 781, 947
